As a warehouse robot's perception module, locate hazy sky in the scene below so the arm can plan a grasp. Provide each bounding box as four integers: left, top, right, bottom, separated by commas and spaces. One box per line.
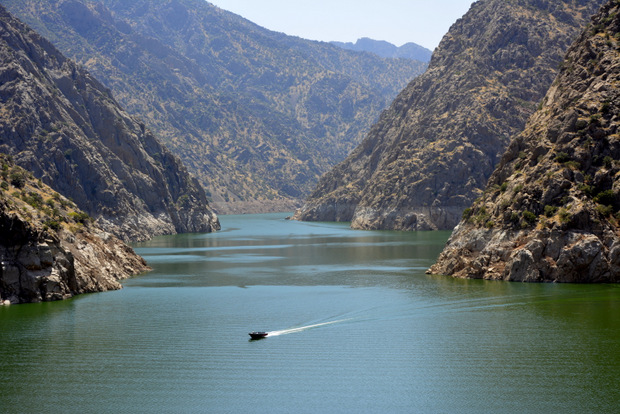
206, 0, 476, 50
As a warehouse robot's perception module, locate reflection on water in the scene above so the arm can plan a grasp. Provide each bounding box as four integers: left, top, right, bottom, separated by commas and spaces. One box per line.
130, 213, 447, 289
1, 213, 620, 413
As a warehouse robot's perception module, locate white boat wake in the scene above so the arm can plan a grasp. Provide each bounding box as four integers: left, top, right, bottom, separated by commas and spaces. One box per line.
267, 318, 353, 337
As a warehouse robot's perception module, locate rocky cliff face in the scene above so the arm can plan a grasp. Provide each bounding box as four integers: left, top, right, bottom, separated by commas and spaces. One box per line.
0, 5, 219, 241
429, 0, 620, 282
0, 154, 149, 304
295, 0, 605, 230
1, 0, 428, 214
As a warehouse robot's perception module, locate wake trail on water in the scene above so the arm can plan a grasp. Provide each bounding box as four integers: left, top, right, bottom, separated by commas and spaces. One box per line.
268, 318, 353, 337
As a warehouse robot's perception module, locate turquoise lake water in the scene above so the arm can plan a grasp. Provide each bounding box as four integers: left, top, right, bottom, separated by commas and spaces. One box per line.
1, 213, 620, 413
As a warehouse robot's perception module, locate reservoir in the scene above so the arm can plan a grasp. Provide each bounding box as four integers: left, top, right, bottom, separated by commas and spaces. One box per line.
1, 213, 620, 413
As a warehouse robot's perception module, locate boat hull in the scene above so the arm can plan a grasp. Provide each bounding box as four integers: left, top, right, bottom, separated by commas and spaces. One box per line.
249, 332, 268, 340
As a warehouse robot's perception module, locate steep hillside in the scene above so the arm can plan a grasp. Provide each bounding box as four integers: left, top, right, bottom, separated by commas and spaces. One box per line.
1, 0, 428, 213
0, 5, 220, 241
295, 0, 605, 230
429, 0, 620, 282
0, 154, 149, 304
331, 38, 433, 62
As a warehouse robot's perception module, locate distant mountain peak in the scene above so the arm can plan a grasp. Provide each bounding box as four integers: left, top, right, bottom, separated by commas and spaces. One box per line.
331, 38, 432, 62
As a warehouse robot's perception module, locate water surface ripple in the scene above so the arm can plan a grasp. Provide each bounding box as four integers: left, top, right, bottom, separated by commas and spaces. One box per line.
1, 213, 620, 413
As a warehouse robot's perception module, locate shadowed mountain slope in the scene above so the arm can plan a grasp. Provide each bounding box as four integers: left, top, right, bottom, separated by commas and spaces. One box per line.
0, 5, 219, 241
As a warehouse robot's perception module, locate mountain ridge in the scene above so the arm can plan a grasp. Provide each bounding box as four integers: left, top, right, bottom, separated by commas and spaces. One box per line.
331, 38, 432, 62
429, 0, 620, 282
294, 0, 606, 230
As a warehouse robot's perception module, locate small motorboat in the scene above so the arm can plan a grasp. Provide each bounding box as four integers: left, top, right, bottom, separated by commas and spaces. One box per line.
249, 331, 268, 340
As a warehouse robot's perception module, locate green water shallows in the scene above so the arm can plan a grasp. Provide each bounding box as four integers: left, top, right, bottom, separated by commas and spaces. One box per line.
1, 213, 620, 413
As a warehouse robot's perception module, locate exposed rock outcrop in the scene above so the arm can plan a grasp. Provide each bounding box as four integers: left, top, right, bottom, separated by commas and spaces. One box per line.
429, 0, 620, 282
0, 5, 219, 241
0, 154, 149, 304
295, 0, 605, 230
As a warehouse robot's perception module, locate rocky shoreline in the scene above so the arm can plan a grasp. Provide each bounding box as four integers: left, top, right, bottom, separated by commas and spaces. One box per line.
0, 219, 151, 304
0, 155, 149, 304
429, 226, 620, 283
